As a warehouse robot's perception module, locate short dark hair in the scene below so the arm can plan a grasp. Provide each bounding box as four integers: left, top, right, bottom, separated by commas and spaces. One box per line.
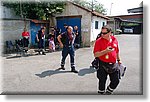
41, 27, 45, 30
102, 25, 112, 33
64, 23, 67, 26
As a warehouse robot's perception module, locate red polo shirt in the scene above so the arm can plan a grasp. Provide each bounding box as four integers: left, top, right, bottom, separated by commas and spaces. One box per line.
93, 36, 119, 63
22, 31, 30, 37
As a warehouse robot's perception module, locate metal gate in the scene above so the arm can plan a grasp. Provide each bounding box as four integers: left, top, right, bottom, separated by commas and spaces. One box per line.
56, 15, 82, 45
30, 21, 41, 46
30, 20, 49, 46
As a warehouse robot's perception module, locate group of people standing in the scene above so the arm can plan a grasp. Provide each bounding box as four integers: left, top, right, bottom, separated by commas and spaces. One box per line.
34, 25, 79, 74
35, 24, 80, 55
21, 26, 47, 55
21, 24, 123, 95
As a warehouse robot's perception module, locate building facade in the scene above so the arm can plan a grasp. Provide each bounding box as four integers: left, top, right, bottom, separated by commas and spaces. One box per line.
55, 2, 109, 47
0, 4, 50, 51
1, 1, 109, 49
107, 3, 143, 34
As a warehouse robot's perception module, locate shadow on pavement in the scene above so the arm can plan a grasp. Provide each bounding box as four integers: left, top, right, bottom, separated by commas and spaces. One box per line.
6, 55, 22, 59
5, 53, 39, 59
35, 68, 72, 78
78, 66, 96, 76
35, 67, 97, 78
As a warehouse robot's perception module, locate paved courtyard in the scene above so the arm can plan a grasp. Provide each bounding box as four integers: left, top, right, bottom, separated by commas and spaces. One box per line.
0, 34, 142, 95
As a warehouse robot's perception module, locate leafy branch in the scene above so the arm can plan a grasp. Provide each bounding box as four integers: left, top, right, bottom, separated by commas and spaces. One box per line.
2, 0, 66, 20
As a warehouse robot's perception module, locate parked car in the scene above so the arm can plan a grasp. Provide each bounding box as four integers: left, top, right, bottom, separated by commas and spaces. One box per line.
124, 28, 133, 33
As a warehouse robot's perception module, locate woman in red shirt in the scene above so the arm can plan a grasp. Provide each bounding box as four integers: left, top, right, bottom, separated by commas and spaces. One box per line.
22, 28, 30, 52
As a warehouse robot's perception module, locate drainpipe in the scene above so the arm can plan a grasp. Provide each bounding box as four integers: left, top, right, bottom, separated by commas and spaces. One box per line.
91, 13, 94, 46
114, 19, 116, 34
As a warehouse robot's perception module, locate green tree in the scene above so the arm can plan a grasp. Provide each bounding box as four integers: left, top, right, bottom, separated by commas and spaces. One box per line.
2, 0, 65, 20
72, 0, 107, 15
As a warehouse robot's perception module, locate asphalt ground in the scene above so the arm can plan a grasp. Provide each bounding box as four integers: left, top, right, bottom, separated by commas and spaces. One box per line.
0, 34, 142, 95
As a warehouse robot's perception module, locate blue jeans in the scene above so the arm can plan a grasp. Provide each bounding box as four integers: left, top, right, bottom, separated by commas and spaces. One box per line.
61, 45, 75, 68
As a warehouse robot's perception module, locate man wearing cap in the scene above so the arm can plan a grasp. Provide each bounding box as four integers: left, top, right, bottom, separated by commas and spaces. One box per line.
93, 25, 122, 94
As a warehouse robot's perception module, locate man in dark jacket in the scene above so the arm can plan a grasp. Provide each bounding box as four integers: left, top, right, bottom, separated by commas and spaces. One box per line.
36, 27, 46, 55
57, 26, 78, 73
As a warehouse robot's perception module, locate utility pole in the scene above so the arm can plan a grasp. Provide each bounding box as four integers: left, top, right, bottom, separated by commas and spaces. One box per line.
92, 0, 94, 12
109, 3, 113, 15
20, 0, 27, 30
20, 0, 23, 19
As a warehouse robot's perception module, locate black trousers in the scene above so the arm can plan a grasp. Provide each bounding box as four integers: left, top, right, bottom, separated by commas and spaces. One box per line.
97, 60, 120, 91
22, 37, 29, 47
38, 39, 44, 49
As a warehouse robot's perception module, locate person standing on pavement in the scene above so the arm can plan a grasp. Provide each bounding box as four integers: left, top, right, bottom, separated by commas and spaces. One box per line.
93, 25, 122, 94
57, 26, 78, 73
36, 27, 46, 55
74, 26, 80, 48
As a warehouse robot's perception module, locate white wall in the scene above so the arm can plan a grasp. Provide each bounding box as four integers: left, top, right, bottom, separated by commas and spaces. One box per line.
90, 16, 107, 41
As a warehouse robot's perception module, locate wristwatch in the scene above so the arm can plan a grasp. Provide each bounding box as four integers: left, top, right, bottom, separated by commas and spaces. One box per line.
117, 59, 121, 61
